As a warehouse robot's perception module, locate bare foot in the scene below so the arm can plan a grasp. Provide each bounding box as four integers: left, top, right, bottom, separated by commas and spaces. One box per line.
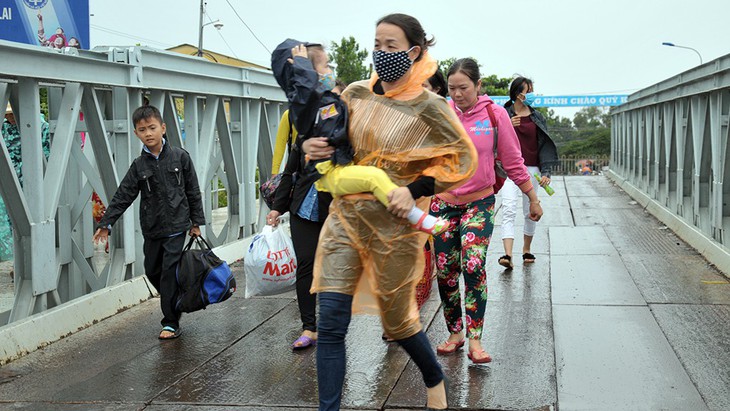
426, 380, 447, 409
160, 330, 175, 339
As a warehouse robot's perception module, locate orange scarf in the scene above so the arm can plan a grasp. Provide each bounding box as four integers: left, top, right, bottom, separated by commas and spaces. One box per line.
369, 51, 438, 100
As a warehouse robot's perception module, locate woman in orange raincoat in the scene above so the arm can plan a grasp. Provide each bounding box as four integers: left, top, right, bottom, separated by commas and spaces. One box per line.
303, 13, 476, 411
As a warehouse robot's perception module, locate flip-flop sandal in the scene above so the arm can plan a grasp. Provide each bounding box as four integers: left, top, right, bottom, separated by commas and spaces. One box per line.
158, 326, 181, 340
436, 339, 465, 355
292, 335, 317, 350
498, 255, 513, 269
523, 253, 536, 263
467, 348, 492, 364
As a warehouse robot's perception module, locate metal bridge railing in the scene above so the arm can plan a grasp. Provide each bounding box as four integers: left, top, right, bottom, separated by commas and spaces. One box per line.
610, 53, 730, 269
0, 40, 286, 327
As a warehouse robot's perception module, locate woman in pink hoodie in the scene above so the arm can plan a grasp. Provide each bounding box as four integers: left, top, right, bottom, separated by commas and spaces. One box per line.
430, 58, 543, 363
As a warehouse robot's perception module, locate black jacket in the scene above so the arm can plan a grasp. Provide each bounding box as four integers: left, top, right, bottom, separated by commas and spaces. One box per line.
271, 38, 353, 166
271, 144, 332, 219
98, 142, 206, 239
504, 103, 560, 177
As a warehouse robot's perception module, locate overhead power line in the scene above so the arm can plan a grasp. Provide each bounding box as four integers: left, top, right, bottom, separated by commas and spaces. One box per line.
204, 12, 239, 59
224, 0, 271, 54
90, 24, 172, 48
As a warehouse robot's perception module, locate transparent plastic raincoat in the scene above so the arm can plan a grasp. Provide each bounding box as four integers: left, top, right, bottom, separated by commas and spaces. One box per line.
311, 53, 477, 340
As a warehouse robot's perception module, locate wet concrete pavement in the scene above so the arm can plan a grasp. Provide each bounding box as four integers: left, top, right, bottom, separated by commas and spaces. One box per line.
0, 176, 728, 410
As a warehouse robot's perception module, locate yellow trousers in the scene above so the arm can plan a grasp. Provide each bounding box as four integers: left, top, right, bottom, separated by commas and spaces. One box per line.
315, 161, 398, 206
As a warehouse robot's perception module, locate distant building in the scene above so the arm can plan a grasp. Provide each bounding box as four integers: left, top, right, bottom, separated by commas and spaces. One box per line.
166, 44, 269, 70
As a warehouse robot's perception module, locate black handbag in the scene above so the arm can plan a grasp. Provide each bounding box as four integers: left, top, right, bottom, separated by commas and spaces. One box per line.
261, 112, 295, 209
260, 173, 286, 209
175, 236, 235, 313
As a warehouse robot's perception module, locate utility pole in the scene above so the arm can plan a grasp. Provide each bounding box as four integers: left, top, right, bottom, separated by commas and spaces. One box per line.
197, 0, 205, 57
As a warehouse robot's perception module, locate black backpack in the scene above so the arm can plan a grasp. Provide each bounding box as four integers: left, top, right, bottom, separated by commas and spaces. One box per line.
176, 236, 236, 313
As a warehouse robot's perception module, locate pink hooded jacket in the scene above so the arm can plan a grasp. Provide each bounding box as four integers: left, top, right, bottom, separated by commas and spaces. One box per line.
440, 95, 531, 204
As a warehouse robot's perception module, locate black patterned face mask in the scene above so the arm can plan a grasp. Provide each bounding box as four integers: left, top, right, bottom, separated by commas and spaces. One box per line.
372, 47, 415, 83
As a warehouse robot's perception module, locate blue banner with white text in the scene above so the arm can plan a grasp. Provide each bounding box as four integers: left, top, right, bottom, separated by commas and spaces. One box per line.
0, 0, 89, 49
490, 95, 628, 107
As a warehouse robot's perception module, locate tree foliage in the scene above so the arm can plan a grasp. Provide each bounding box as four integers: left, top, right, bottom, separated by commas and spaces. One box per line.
438, 57, 457, 77
438, 57, 511, 96
544, 109, 575, 145
328, 36, 369, 85
573, 106, 611, 129
480, 74, 511, 97
559, 129, 611, 157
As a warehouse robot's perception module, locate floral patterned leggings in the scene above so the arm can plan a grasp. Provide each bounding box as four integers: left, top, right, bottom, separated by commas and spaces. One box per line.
430, 195, 495, 340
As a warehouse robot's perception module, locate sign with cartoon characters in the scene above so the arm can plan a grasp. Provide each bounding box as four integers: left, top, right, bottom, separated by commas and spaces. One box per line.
0, 0, 89, 49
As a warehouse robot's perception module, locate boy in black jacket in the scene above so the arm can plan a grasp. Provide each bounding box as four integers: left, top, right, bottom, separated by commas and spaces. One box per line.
93, 105, 205, 340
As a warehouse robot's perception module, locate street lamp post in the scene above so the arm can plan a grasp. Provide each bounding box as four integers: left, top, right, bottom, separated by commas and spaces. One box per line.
197, 0, 205, 57
662, 42, 703, 65
197, 0, 223, 58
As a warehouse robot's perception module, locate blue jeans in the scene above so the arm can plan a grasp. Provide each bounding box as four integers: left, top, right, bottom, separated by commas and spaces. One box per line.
317, 292, 444, 411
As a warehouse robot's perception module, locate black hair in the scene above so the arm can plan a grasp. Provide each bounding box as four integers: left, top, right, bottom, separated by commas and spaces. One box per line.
69, 37, 81, 49
509, 76, 534, 103
132, 105, 164, 128
427, 69, 447, 97
335, 79, 347, 90
376, 13, 435, 62
447, 58, 480, 86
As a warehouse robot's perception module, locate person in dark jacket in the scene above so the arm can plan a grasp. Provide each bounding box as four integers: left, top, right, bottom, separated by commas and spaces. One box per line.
266, 82, 344, 351
266, 138, 332, 350
93, 105, 205, 340
498, 77, 559, 269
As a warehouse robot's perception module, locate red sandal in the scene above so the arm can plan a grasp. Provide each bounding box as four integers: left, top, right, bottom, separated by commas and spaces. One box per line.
436, 339, 465, 355
467, 348, 492, 364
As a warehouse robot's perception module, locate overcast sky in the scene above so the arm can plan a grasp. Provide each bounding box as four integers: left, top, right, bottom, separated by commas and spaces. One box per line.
89, 0, 730, 118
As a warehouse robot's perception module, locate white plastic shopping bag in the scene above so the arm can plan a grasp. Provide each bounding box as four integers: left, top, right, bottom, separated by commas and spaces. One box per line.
244, 221, 297, 298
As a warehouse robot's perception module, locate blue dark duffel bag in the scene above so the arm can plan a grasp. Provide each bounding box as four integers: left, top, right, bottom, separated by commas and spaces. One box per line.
176, 236, 236, 313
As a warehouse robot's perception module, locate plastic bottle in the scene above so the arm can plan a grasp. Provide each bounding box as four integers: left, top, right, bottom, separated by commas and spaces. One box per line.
534, 173, 555, 196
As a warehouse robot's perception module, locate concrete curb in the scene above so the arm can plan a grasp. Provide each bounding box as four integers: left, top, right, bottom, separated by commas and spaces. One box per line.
0, 276, 153, 365
607, 171, 730, 277
213, 237, 252, 265
0, 239, 251, 365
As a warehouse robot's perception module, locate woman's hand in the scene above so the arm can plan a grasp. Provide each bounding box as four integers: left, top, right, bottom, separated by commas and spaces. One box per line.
511, 116, 521, 127
539, 176, 551, 187
266, 210, 281, 227
387, 187, 415, 219
525, 188, 543, 222
92, 228, 109, 244
302, 137, 334, 161
528, 202, 543, 222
